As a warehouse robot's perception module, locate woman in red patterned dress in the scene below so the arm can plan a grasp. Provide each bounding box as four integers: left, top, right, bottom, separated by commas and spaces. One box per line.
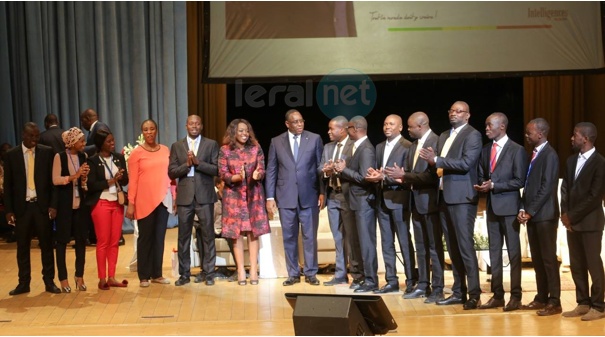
219, 119, 270, 285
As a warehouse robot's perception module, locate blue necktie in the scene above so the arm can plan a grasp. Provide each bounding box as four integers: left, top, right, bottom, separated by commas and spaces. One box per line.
293, 135, 299, 162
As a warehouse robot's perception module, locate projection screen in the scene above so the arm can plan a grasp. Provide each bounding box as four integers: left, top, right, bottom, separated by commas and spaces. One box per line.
206, 1, 604, 81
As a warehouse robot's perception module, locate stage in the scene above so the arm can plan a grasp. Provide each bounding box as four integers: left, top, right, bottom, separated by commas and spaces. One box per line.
0, 229, 603, 336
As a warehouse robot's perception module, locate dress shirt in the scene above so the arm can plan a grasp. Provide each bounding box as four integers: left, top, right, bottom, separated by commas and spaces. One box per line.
575, 147, 596, 179
382, 134, 402, 168
187, 135, 200, 177
22, 143, 37, 200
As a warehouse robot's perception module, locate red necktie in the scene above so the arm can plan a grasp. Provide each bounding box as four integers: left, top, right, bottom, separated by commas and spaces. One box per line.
490, 143, 498, 173
530, 148, 538, 162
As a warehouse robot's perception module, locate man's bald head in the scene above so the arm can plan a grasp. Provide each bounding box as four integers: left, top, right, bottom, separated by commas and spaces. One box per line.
348, 116, 368, 141
407, 111, 430, 140
80, 109, 99, 131
383, 114, 403, 141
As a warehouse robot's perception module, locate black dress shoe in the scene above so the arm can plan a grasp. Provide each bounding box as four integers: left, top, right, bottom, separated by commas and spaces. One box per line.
175, 276, 190, 286
504, 298, 522, 312
463, 298, 481, 310
194, 273, 206, 283
424, 291, 445, 304
349, 278, 364, 290
118, 235, 126, 246
404, 282, 418, 294
479, 296, 505, 309
305, 276, 320, 286
205, 275, 215, 286
437, 294, 466, 306
9, 284, 30, 296
373, 284, 400, 294
403, 287, 428, 299
323, 277, 349, 286
45, 283, 62, 294
283, 276, 301, 286
354, 284, 378, 293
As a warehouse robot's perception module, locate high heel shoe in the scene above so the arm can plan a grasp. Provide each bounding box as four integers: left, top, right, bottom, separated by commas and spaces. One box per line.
75, 276, 87, 291
60, 280, 71, 293
238, 280, 247, 286
250, 279, 259, 285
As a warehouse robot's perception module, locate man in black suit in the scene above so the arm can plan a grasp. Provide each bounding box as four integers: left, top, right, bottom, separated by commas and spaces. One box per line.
335, 116, 377, 293
365, 114, 417, 294
560, 122, 605, 321
80, 109, 111, 157
517, 118, 561, 316
318, 116, 364, 287
39, 114, 65, 155
474, 113, 527, 311
418, 101, 482, 310
3, 122, 61, 295
168, 115, 219, 286
386, 111, 444, 303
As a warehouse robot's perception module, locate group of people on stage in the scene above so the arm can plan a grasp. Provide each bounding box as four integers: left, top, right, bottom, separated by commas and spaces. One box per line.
2, 102, 604, 322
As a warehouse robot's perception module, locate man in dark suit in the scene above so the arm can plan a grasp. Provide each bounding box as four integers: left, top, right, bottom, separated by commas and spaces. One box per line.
318, 116, 364, 287
365, 114, 417, 294
80, 109, 111, 157
335, 116, 377, 293
418, 101, 482, 309
169, 115, 219, 286
386, 111, 444, 303
560, 122, 605, 321
517, 118, 561, 316
39, 114, 65, 155
474, 113, 527, 311
3, 122, 61, 295
265, 109, 324, 286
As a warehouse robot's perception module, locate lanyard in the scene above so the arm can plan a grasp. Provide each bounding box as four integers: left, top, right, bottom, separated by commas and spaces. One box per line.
68, 153, 80, 186
101, 155, 114, 178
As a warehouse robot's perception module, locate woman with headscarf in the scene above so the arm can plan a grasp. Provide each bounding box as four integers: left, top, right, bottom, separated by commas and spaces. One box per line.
52, 127, 90, 292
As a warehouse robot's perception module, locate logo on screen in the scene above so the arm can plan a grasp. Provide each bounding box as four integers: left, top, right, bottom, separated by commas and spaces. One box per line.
316, 68, 376, 120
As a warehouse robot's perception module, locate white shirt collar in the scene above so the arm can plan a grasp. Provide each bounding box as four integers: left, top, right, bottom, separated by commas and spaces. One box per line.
337, 135, 349, 146
579, 147, 596, 160
22, 143, 34, 153
90, 120, 98, 132
493, 134, 509, 148
288, 130, 302, 140
354, 135, 368, 148
187, 135, 200, 143
534, 141, 548, 153
418, 129, 432, 144
452, 123, 467, 134
386, 134, 402, 147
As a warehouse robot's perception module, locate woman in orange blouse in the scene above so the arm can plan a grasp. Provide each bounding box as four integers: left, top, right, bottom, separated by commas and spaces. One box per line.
125, 120, 175, 287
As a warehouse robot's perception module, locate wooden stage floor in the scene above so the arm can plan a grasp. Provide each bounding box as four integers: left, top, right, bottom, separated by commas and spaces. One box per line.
0, 228, 603, 336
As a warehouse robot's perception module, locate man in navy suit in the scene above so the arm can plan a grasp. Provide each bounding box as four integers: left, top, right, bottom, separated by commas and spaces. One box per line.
265, 109, 324, 286
474, 113, 527, 311
80, 109, 110, 157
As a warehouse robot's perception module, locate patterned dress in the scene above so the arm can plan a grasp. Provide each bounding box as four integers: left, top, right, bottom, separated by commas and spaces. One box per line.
219, 144, 270, 239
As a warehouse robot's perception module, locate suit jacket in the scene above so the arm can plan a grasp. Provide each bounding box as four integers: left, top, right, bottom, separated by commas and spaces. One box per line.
404, 131, 440, 214
168, 137, 219, 206
478, 139, 528, 216
560, 150, 605, 231
341, 138, 376, 211
84, 121, 110, 156
39, 126, 65, 155
3, 144, 58, 217
375, 137, 412, 210
436, 124, 482, 204
85, 152, 129, 207
265, 130, 323, 209
318, 137, 354, 209
520, 143, 559, 222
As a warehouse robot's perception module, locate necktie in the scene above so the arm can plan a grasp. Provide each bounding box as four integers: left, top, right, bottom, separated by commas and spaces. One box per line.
437, 130, 457, 178
490, 143, 498, 173
525, 148, 539, 188
352, 144, 357, 156
412, 141, 422, 170
190, 139, 197, 156
293, 135, 299, 162
331, 143, 343, 189
27, 148, 35, 191
530, 148, 538, 163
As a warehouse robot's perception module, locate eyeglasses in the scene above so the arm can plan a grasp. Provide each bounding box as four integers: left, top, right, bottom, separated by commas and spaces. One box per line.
448, 109, 467, 114
289, 119, 305, 125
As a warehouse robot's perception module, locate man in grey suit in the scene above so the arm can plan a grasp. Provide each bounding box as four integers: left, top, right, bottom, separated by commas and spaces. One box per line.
39, 114, 65, 155
386, 111, 444, 302
80, 109, 110, 157
168, 115, 219, 286
366, 114, 416, 294
265, 110, 324, 286
474, 113, 527, 311
335, 116, 377, 293
318, 116, 364, 286
419, 101, 482, 309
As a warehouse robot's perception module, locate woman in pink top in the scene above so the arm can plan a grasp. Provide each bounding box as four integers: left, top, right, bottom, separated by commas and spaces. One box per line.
125, 119, 175, 287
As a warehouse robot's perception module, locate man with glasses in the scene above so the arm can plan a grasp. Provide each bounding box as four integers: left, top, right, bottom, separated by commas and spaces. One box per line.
418, 101, 482, 309
266, 109, 324, 286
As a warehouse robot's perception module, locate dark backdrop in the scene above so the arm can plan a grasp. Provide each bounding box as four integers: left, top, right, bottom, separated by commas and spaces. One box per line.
226, 78, 524, 155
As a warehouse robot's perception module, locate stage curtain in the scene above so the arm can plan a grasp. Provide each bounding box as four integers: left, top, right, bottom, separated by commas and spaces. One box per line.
0, 2, 189, 149
186, 1, 227, 144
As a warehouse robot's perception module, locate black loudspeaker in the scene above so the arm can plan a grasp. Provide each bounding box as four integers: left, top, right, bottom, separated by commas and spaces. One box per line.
292, 295, 372, 336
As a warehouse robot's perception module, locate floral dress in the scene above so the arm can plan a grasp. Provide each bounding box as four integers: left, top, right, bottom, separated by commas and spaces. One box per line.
219, 144, 270, 239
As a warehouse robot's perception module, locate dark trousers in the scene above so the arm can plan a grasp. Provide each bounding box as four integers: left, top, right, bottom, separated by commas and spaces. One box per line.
137, 203, 169, 280
377, 201, 417, 287
411, 207, 444, 292
56, 208, 86, 281
279, 205, 319, 277
15, 201, 55, 285
197, 233, 235, 273
526, 219, 560, 305
486, 207, 522, 300
326, 192, 363, 280
567, 230, 604, 311
177, 201, 214, 278
439, 200, 481, 299
353, 205, 378, 286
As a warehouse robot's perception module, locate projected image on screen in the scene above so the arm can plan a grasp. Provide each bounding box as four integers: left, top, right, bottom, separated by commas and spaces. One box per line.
226, 1, 357, 39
